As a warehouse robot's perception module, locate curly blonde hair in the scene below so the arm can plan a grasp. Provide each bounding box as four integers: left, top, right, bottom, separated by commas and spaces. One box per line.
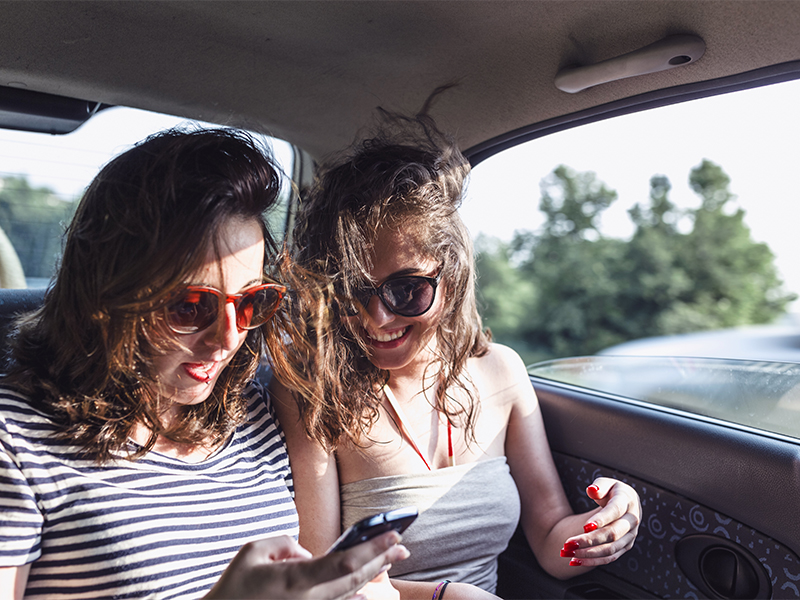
291, 109, 490, 449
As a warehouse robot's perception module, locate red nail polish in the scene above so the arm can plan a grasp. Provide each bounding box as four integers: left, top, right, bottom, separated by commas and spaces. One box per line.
560, 548, 575, 557
564, 540, 580, 552
569, 558, 583, 566
587, 484, 600, 497
584, 522, 598, 533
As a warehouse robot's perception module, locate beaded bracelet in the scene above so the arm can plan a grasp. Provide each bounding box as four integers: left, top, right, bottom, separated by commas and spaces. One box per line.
432, 579, 451, 600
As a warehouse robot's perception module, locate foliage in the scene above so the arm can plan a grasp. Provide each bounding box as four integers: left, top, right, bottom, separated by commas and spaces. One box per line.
475, 161, 796, 364
0, 175, 77, 281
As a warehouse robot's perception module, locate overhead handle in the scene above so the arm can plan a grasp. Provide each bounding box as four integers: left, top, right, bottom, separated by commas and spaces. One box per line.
555, 34, 706, 93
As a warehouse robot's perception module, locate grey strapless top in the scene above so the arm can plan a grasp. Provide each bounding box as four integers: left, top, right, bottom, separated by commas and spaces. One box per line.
340, 456, 521, 593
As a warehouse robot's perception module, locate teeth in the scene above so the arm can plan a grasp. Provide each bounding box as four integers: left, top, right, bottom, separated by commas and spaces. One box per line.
371, 327, 407, 342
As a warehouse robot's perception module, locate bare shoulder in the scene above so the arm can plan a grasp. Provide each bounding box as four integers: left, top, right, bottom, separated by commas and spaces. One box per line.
468, 343, 534, 405
471, 342, 529, 381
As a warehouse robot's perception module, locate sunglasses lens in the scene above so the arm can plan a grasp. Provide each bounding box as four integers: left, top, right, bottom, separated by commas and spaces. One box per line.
382, 277, 436, 316
167, 290, 218, 334
236, 286, 284, 330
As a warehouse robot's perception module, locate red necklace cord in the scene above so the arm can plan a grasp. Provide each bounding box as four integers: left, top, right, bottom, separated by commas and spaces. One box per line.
383, 385, 454, 470
447, 420, 454, 467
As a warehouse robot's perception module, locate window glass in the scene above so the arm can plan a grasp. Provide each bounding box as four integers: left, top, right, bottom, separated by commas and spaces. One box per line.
462, 78, 800, 367
462, 77, 800, 436
0, 107, 294, 289
529, 355, 800, 440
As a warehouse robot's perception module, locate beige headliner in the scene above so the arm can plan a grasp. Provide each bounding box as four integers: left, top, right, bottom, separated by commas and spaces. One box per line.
2, 1, 800, 160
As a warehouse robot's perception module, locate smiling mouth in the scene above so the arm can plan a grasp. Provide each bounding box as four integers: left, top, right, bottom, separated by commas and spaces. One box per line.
364, 326, 411, 347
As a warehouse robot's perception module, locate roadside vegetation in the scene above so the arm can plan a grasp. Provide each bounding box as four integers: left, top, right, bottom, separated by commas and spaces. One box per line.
476, 160, 796, 364
0, 176, 76, 284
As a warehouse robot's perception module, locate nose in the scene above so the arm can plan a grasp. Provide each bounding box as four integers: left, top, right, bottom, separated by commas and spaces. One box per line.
205, 300, 242, 352
362, 293, 395, 328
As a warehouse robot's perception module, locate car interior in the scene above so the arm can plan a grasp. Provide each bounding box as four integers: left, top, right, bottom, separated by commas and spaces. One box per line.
2, 2, 800, 598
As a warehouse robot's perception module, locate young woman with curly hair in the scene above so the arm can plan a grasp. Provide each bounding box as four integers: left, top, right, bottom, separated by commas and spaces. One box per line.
274, 110, 642, 600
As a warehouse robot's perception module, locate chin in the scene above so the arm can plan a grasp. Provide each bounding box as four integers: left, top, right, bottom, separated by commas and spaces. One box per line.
365, 349, 418, 372
170, 382, 217, 407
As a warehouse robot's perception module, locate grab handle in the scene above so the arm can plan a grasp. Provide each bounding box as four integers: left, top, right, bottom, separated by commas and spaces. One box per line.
555, 34, 705, 93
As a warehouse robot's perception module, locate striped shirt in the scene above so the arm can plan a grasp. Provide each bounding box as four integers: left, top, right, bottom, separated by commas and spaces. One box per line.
0, 382, 298, 599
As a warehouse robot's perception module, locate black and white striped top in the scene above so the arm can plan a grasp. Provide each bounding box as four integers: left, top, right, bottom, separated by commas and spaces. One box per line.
0, 382, 298, 599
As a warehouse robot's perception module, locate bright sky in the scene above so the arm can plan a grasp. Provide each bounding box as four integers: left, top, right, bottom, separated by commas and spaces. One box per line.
1, 79, 799, 305
461, 78, 800, 306
0, 110, 294, 201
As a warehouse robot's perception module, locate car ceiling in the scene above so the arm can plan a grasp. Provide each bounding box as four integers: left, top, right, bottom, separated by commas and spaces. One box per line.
2, 1, 800, 162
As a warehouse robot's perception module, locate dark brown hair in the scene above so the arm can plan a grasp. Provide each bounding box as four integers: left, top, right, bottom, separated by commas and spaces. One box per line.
291, 110, 490, 449
4, 127, 286, 461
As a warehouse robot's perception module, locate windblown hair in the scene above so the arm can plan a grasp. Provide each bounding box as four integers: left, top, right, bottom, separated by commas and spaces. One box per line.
292, 108, 491, 449
3, 127, 288, 462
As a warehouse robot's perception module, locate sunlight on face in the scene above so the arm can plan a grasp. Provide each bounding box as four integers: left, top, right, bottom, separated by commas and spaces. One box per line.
350, 225, 444, 377
149, 217, 265, 418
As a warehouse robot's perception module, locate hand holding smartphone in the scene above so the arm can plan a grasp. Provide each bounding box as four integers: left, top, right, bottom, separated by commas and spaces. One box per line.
327, 506, 418, 553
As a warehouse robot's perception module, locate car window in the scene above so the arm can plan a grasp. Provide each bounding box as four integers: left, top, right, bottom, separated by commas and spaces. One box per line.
462, 77, 800, 438
528, 355, 800, 441
0, 106, 294, 289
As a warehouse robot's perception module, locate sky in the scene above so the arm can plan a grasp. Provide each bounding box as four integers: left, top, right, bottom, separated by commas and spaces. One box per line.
1, 78, 799, 304
0, 110, 294, 200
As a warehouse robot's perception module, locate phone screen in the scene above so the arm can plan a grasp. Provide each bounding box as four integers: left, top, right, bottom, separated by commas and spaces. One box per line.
327, 506, 418, 553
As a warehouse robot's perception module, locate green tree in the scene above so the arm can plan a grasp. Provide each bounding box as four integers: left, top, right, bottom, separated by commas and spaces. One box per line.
538, 165, 617, 239
474, 235, 541, 362
665, 159, 794, 331
0, 175, 77, 281
512, 166, 625, 358
617, 174, 694, 338
474, 161, 795, 363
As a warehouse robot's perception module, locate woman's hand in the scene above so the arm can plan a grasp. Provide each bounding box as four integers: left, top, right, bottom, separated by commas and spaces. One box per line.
357, 570, 399, 600
205, 531, 410, 600
559, 477, 641, 567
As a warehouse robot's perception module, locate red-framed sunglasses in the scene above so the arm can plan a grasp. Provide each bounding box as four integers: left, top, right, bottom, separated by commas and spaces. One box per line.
165, 283, 286, 335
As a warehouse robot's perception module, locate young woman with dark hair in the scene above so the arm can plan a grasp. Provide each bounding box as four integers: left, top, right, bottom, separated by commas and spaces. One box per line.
275, 112, 642, 599
0, 127, 408, 599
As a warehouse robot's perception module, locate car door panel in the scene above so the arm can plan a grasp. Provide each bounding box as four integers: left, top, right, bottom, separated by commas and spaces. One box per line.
497, 378, 800, 599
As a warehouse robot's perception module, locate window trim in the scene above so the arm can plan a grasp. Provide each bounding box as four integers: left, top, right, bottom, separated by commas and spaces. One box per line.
466, 60, 800, 166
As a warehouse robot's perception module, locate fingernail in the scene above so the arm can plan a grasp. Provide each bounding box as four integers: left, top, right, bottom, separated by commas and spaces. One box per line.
584, 522, 598, 533
397, 545, 410, 559
569, 558, 583, 567
587, 484, 600, 497
560, 540, 579, 557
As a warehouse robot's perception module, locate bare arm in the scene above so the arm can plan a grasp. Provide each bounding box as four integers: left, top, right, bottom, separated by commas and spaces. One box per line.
505, 373, 596, 579
500, 346, 640, 580
270, 377, 341, 556
0, 564, 30, 600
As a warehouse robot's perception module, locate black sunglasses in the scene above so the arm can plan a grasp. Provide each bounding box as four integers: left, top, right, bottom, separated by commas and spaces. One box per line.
165, 283, 286, 335
342, 273, 441, 318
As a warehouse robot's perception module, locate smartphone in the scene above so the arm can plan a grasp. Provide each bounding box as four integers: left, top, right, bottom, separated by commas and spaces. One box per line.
326, 506, 418, 553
